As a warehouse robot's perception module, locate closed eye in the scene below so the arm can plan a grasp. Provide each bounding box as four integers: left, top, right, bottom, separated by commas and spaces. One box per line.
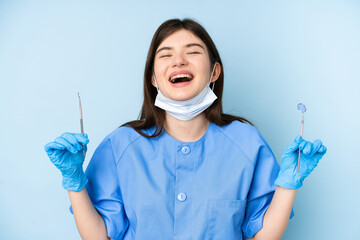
159, 52, 200, 58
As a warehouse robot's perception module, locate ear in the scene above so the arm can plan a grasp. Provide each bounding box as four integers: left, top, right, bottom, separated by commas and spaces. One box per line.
151, 75, 157, 88
211, 62, 221, 83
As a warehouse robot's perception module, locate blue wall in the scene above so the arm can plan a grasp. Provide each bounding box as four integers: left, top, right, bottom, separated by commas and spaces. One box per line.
0, 0, 359, 239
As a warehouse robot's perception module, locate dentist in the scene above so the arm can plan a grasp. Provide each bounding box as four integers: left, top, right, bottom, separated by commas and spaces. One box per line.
45, 18, 327, 240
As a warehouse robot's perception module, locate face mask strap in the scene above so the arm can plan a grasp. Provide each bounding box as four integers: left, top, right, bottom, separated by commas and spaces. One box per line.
210, 63, 217, 91
211, 82, 216, 91
153, 72, 159, 91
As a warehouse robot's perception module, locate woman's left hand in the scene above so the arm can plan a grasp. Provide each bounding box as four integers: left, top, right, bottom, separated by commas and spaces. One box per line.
274, 135, 327, 189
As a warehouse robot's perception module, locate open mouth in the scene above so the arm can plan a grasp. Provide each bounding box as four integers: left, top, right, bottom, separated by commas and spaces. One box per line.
169, 74, 194, 84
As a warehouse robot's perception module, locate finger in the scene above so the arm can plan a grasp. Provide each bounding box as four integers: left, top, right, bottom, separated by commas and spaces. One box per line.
284, 135, 302, 154
318, 145, 327, 154
310, 140, 322, 155
299, 138, 307, 150
84, 144, 88, 152
302, 141, 313, 155
313, 144, 327, 165
44, 142, 65, 152
55, 136, 78, 154
74, 133, 89, 145
61, 132, 84, 151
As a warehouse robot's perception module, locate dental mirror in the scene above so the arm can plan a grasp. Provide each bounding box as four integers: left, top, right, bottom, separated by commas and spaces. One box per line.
297, 103, 306, 172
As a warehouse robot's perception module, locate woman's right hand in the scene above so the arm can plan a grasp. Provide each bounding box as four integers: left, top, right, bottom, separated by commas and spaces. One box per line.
44, 132, 89, 192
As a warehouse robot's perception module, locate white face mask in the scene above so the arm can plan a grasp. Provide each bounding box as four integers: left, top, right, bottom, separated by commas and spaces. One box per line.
153, 63, 218, 121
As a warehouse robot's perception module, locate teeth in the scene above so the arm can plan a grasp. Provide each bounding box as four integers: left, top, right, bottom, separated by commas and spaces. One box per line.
170, 74, 193, 82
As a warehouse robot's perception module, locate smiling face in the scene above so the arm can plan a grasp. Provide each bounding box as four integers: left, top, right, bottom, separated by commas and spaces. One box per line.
152, 29, 220, 101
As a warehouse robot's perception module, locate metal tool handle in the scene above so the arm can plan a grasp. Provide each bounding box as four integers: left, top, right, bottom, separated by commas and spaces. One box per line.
80, 118, 84, 134
78, 93, 86, 157
297, 113, 304, 172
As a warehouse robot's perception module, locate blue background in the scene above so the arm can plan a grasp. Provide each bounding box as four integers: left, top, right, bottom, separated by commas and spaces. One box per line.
0, 0, 359, 239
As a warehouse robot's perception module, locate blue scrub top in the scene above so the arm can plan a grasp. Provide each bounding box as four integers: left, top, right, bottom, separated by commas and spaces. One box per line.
70, 120, 294, 240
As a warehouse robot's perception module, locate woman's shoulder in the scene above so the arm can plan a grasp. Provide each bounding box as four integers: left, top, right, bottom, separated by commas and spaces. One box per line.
216, 120, 260, 138
214, 120, 267, 149
96, 125, 150, 163
105, 125, 148, 145
213, 120, 272, 165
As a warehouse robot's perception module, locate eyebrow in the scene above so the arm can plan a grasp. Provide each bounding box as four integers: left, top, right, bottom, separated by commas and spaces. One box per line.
156, 43, 205, 54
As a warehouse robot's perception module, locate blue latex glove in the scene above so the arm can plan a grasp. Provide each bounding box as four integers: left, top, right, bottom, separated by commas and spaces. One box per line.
274, 135, 327, 189
44, 132, 89, 192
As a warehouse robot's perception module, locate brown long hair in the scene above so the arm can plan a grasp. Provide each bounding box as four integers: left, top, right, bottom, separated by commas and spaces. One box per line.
120, 18, 252, 138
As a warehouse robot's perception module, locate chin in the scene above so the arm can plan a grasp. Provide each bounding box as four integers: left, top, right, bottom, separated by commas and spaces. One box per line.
167, 85, 204, 101
171, 92, 198, 101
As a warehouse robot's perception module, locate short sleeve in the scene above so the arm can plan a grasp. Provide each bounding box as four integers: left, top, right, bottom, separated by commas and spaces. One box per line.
242, 132, 294, 239
69, 137, 129, 240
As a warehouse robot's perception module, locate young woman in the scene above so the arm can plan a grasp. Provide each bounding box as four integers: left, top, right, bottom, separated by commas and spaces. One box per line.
45, 18, 327, 240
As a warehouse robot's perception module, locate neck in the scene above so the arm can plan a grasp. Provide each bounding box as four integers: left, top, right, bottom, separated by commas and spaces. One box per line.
164, 112, 210, 142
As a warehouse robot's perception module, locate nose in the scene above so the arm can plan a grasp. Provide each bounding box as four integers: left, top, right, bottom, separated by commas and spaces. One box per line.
172, 53, 188, 67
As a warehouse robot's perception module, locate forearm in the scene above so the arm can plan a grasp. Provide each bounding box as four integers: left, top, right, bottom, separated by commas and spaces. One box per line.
68, 188, 110, 240
252, 186, 297, 240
